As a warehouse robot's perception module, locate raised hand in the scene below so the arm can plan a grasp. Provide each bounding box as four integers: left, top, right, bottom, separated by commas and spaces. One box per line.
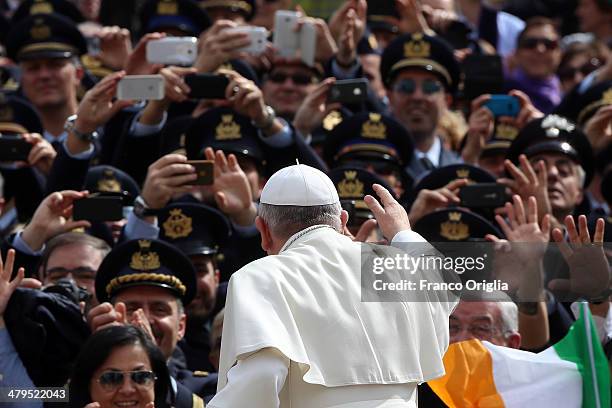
408, 178, 468, 223
292, 77, 340, 136
499, 154, 552, 224
20, 190, 92, 252
549, 215, 610, 299
141, 154, 197, 210
0, 250, 25, 327
204, 147, 256, 226
195, 20, 250, 73
462, 94, 494, 164
125, 32, 165, 75
364, 184, 411, 241
96, 26, 133, 70
21, 133, 56, 175
87, 302, 127, 332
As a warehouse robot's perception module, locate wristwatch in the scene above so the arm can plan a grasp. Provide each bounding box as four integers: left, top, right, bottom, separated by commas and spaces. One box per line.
133, 195, 157, 218
64, 115, 99, 142
252, 105, 276, 130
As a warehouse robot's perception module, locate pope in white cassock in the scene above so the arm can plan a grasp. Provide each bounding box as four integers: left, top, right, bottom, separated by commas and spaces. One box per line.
208, 164, 458, 408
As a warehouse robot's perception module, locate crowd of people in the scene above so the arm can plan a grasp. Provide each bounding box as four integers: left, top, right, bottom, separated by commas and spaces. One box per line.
0, 0, 611, 406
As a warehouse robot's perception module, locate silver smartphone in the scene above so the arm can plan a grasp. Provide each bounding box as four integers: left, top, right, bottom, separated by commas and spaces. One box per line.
146, 37, 198, 66
116, 75, 165, 100
227, 26, 268, 55
273, 10, 316, 66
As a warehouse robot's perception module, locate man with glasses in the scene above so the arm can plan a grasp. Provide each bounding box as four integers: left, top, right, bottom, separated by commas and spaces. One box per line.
380, 32, 463, 180
505, 17, 562, 113
262, 59, 323, 121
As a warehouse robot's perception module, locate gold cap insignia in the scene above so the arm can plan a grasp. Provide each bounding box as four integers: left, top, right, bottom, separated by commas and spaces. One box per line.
157, 0, 178, 15
163, 208, 193, 239
30, 18, 51, 40
361, 113, 386, 139
337, 170, 364, 199
456, 168, 470, 179
323, 110, 343, 131
0, 104, 13, 122
440, 212, 470, 241
30, 0, 53, 15
495, 123, 518, 140
130, 240, 161, 271
97, 169, 122, 193
368, 33, 378, 51
215, 115, 241, 140
404, 33, 430, 59
602, 88, 612, 105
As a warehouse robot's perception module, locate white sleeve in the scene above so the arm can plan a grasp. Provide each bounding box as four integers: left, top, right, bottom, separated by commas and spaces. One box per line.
391, 230, 427, 244
208, 348, 289, 408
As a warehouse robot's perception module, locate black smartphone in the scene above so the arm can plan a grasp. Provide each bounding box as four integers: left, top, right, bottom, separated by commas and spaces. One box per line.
73, 195, 124, 222
328, 79, 369, 104
461, 54, 504, 100
184, 74, 230, 99
366, 0, 398, 17
186, 160, 214, 185
0, 134, 32, 161
459, 183, 507, 208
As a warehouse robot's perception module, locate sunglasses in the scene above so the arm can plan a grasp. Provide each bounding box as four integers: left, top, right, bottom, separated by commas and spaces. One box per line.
558, 58, 601, 81
97, 370, 156, 391
518, 37, 559, 51
392, 78, 443, 95
267, 72, 315, 85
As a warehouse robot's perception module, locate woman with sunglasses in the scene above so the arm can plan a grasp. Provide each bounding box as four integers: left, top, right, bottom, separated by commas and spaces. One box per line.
69, 325, 170, 408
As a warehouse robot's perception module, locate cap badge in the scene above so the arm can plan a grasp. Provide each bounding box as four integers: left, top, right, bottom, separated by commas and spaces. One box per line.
0, 104, 13, 122
361, 113, 386, 139
368, 33, 378, 51
404, 33, 430, 58
30, 0, 53, 15
323, 110, 343, 131
130, 240, 161, 271
541, 114, 575, 137
440, 212, 469, 241
97, 170, 121, 193
456, 168, 470, 179
602, 89, 612, 105
30, 18, 51, 40
495, 123, 518, 140
157, 0, 178, 15
163, 209, 193, 239
338, 170, 364, 199
215, 114, 241, 140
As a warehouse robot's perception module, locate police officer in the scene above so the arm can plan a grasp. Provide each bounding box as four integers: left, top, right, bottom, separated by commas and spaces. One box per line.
158, 202, 231, 374
90, 238, 210, 407
380, 32, 463, 179
323, 111, 414, 202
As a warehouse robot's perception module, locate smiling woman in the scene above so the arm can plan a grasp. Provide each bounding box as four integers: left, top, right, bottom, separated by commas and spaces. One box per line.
69, 325, 170, 408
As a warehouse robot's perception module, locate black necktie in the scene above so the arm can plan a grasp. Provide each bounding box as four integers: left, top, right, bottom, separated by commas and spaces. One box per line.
420, 157, 434, 171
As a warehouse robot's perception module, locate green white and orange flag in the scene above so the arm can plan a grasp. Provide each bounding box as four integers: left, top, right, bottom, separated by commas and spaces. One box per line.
429, 302, 610, 407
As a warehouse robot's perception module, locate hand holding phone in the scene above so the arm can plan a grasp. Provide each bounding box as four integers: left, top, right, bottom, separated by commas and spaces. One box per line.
73, 194, 124, 222
116, 75, 165, 100
484, 95, 520, 118
0, 134, 33, 162
226, 26, 268, 55
328, 79, 369, 104
459, 183, 507, 208
186, 160, 214, 185
146, 37, 198, 66
184, 74, 229, 99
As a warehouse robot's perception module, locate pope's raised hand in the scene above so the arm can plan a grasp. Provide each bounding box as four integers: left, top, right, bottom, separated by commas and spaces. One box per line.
364, 184, 411, 241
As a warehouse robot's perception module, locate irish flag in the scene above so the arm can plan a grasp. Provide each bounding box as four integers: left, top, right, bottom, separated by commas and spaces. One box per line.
429, 303, 610, 407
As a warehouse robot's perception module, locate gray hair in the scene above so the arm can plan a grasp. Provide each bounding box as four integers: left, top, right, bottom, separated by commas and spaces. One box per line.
258, 202, 342, 240
498, 301, 519, 336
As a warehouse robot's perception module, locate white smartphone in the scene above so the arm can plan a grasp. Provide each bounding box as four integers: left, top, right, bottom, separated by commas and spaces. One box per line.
146, 37, 198, 66
273, 10, 300, 59
226, 26, 268, 55
299, 22, 316, 67
116, 75, 165, 100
